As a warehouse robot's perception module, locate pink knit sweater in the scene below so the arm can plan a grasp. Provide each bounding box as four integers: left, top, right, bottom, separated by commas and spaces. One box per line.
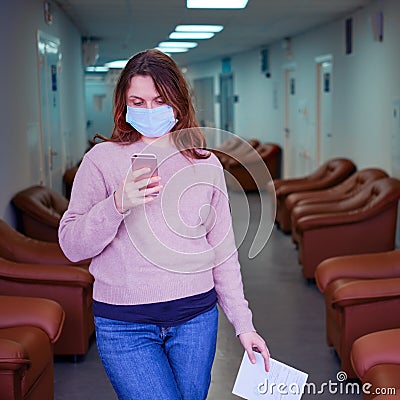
59, 140, 255, 335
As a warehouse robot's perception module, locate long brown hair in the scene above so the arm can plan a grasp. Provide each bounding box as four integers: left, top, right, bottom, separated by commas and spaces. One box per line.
95, 49, 210, 159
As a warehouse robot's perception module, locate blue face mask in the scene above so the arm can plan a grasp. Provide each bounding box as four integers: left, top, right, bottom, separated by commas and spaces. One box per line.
125, 105, 178, 138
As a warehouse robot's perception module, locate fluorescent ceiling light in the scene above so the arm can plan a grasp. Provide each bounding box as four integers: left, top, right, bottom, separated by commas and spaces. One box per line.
158, 41, 198, 49
104, 60, 128, 69
85, 66, 109, 72
187, 0, 248, 9
169, 32, 215, 40
175, 25, 224, 33
155, 47, 189, 53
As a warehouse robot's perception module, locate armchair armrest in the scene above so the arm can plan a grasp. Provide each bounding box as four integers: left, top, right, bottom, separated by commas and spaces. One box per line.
315, 250, 400, 292
0, 339, 30, 370
273, 177, 308, 191
296, 207, 375, 232
331, 277, 400, 308
227, 156, 258, 168
351, 328, 400, 378
0, 295, 65, 343
276, 181, 315, 196
0, 258, 93, 287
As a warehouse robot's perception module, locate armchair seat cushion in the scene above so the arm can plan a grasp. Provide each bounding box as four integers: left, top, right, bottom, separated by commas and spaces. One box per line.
0, 219, 87, 266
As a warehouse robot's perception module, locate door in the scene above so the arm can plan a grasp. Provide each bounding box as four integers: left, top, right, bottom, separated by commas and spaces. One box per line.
193, 77, 215, 127
391, 99, 400, 247
220, 73, 234, 132
392, 100, 400, 178
283, 67, 297, 177
37, 31, 64, 194
193, 77, 218, 148
316, 56, 333, 165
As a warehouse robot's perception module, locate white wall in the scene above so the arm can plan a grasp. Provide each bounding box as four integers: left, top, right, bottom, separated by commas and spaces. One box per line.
0, 0, 86, 225
185, 0, 400, 177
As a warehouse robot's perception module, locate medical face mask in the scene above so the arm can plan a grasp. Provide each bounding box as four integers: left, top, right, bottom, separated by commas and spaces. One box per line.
125, 105, 178, 138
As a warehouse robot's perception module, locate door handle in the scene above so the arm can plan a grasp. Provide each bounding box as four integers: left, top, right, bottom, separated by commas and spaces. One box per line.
48, 147, 58, 170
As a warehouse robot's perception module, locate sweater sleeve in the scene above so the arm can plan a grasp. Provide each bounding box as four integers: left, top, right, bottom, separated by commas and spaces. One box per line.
207, 162, 256, 336
58, 154, 125, 262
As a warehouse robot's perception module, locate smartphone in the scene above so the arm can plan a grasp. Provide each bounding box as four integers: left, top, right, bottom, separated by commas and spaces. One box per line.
131, 153, 159, 196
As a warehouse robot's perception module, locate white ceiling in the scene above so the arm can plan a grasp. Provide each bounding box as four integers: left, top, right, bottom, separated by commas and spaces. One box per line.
55, 0, 373, 66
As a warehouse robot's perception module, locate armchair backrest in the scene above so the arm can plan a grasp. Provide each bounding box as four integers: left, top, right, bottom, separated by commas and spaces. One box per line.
275, 158, 356, 195
214, 138, 260, 168
314, 158, 356, 184
11, 185, 69, 242
332, 168, 388, 195
274, 157, 356, 189
352, 177, 400, 213
12, 185, 68, 225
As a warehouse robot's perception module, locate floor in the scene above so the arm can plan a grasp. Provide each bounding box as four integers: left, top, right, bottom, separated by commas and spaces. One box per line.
54, 192, 362, 399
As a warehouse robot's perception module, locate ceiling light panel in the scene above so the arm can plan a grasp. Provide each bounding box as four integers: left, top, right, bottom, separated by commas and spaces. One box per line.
104, 60, 128, 69
86, 66, 109, 72
175, 25, 224, 33
187, 0, 248, 9
158, 41, 198, 48
169, 32, 215, 40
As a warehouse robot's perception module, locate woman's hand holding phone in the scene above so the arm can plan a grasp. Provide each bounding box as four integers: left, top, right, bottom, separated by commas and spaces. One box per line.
114, 167, 162, 214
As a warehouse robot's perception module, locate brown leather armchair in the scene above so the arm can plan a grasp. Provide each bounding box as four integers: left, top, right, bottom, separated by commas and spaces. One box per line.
297, 177, 400, 279
315, 250, 400, 377
212, 136, 242, 166
0, 220, 94, 357
274, 158, 356, 233
351, 328, 400, 400
213, 137, 260, 169
290, 168, 389, 244
11, 185, 69, 242
0, 295, 65, 400
225, 143, 282, 191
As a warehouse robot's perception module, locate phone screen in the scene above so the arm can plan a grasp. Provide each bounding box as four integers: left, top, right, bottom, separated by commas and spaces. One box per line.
131, 153, 159, 196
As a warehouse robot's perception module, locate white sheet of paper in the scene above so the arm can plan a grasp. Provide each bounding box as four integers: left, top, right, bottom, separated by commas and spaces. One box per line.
232, 352, 308, 399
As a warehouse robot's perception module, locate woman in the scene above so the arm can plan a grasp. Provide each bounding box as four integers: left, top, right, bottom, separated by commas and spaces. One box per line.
59, 49, 269, 400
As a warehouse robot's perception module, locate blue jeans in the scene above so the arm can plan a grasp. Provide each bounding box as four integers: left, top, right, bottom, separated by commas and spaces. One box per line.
95, 306, 218, 400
